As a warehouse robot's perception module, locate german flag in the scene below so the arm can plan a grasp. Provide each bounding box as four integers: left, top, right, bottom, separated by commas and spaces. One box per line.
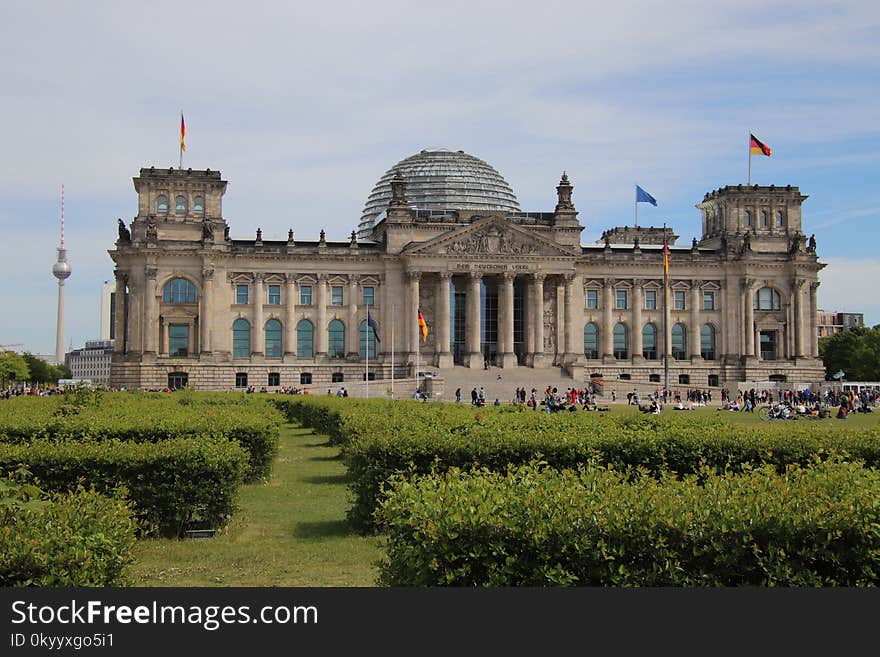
180, 113, 186, 152
750, 133, 771, 157
417, 310, 428, 343
663, 239, 669, 280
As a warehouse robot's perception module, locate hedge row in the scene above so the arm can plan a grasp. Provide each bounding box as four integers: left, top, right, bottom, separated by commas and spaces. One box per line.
1, 488, 138, 586
0, 393, 281, 481
0, 438, 248, 537
378, 461, 880, 586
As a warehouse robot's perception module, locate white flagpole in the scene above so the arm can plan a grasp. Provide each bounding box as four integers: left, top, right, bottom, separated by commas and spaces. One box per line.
634, 182, 639, 229
365, 318, 369, 399
390, 305, 395, 399
416, 322, 420, 398
747, 130, 752, 186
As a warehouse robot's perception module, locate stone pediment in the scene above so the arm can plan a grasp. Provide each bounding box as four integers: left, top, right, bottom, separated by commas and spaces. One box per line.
404, 217, 576, 258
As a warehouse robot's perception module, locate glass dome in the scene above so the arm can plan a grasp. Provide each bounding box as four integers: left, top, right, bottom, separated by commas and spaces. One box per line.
357, 149, 520, 238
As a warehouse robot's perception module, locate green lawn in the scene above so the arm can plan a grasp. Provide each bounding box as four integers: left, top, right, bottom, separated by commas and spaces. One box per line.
130, 423, 382, 586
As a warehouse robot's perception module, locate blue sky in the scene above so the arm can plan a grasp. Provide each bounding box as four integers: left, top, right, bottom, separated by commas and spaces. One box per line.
1, 0, 878, 354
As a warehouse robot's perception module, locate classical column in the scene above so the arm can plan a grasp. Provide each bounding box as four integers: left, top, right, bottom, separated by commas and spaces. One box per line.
285, 274, 297, 357
500, 272, 517, 368
406, 271, 421, 363
437, 273, 453, 368
143, 266, 158, 355
563, 273, 580, 364
719, 281, 728, 361
794, 278, 806, 358
602, 278, 614, 361
315, 274, 328, 357
252, 273, 265, 357
200, 266, 214, 354
810, 282, 820, 357
531, 273, 546, 367
743, 278, 755, 358
632, 279, 644, 362
466, 272, 483, 368
347, 274, 359, 359
689, 280, 702, 360
113, 269, 127, 354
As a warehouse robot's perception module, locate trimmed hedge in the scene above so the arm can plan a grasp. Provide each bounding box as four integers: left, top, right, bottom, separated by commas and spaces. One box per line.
0, 393, 281, 481
378, 461, 880, 586
1, 488, 138, 586
0, 438, 248, 537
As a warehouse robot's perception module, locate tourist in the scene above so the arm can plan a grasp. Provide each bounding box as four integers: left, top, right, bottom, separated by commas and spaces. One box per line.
455, 387, 462, 403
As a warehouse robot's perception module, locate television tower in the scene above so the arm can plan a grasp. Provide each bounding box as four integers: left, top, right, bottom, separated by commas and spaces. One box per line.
52, 184, 71, 364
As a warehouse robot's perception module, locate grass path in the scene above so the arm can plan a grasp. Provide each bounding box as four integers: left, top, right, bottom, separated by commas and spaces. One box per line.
130, 423, 382, 586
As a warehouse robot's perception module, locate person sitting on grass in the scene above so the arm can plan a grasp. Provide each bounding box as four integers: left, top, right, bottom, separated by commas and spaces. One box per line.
837, 404, 849, 419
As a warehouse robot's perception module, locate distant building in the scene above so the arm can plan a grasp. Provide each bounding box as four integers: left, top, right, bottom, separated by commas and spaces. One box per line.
817, 310, 865, 338
100, 281, 116, 341
67, 339, 114, 384
30, 353, 61, 367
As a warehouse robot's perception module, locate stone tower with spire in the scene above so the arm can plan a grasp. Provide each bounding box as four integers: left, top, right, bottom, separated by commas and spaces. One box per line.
52, 185, 72, 365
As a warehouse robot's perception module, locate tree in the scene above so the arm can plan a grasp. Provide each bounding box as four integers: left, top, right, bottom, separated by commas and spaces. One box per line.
0, 352, 30, 388
819, 325, 880, 381
21, 353, 69, 385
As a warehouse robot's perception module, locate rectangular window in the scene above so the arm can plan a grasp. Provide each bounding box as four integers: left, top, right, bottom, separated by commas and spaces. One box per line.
674, 291, 686, 310
615, 290, 627, 310
267, 372, 280, 387
586, 289, 598, 309
362, 286, 375, 306
168, 324, 189, 357
236, 284, 249, 305
703, 291, 715, 311
331, 286, 343, 306
268, 284, 281, 305
300, 285, 312, 305
235, 372, 248, 388
645, 290, 657, 310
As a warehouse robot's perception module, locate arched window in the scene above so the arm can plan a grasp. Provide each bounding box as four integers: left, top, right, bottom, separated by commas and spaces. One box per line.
162, 278, 197, 304
761, 210, 769, 227
156, 194, 168, 213
776, 210, 784, 227
613, 323, 628, 360
701, 324, 716, 360
175, 195, 187, 213
359, 320, 377, 359
753, 287, 781, 310
642, 324, 657, 360
193, 196, 204, 213
265, 319, 282, 358
583, 323, 599, 359
297, 320, 314, 358
233, 319, 251, 359
328, 320, 345, 357
672, 323, 687, 360
744, 210, 752, 227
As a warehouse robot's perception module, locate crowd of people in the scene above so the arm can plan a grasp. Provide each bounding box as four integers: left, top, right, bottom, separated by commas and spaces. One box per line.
1, 385, 65, 399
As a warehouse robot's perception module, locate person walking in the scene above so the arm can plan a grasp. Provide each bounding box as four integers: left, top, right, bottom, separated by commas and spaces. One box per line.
455, 387, 462, 403
471, 387, 478, 405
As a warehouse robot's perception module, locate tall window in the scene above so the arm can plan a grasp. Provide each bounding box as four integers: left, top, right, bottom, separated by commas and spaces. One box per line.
586, 289, 598, 309
642, 324, 657, 360
268, 372, 280, 387
268, 284, 281, 305
613, 323, 628, 360
194, 196, 204, 213
331, 286, 343, 306
672, 323, 687, 360
359, 320, 377, 359
300, 285, 312, 305
168, 324, 189, 357
297, 320, 314, 358
233, 319, 251, 359
645, 290, 657, 310
328, 320, 345, 357
235, 373, 248, 388
156, 195, 168, 213
615, 290, 628, 310
754, 287, 781, 310
776, 210, 784, 227
265, 319, 282, 358
703, 291, 715, 311
674, 291, 686, 310
744, 210, 752, 227
362, 286, 375, 306
583, 323, 599, 359
163, 278, 197, 304
701, 324, 716, 360
761, 210, 769, 227
236, 284, 249, 305
175, 195, 187, 214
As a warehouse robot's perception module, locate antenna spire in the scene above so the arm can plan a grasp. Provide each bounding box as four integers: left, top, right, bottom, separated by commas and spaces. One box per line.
61, 183, 65, 249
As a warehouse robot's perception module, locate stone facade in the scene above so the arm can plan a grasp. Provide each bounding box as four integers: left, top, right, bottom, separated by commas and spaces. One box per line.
109, 162, 825, 391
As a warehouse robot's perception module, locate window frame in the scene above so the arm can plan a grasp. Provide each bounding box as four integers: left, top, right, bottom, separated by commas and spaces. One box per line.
296, 320, 314, 358
703, 291, 715, 311
583, 323, 599, 359
645, 290, 657, 310
330, 286, 344, 306
168, 324, 189, 357
268, 284, 281, 305
175, 195, 187, 214
328, 319, 346, 357
613, 323, 628, 360
674, 290, 686, 311
362, 286, 375, 307
586, 289, 599, 310
642, 323, 657, 360
300, 285, 313, 306
615, 289, 628, 310
233, 319, 251, 359
156, 194, 168, 213
265, 319, 282, 359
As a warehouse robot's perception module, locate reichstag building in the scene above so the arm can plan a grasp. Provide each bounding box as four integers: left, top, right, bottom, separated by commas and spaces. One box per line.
109, 148, 825, 391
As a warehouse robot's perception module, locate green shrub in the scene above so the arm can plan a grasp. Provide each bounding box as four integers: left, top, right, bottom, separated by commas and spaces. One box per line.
378, 460, 880, 586
1, 487, 138, 586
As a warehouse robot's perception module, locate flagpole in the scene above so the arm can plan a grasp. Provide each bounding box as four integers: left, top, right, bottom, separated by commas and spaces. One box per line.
416, 316, 420, 398
747, 130, 751, 186
179, 111, 184, 170
663, 223, 669, 398
365, 318, 369, 399
391, 304, 395, 399
634, 182, 638, 229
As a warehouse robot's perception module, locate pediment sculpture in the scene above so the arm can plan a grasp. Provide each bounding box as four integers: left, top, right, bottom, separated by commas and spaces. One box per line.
446, 225, 541, 255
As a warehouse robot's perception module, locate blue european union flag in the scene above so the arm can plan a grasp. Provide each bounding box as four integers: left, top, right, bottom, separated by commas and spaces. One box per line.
636, 185, 657, 206
367, 310, 381, 343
